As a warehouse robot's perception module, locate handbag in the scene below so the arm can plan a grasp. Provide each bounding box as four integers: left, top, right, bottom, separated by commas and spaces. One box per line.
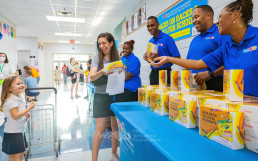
91, 75, 108, 86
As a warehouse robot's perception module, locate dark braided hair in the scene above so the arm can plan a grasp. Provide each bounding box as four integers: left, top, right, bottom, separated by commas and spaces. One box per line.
226, 0, 253, 24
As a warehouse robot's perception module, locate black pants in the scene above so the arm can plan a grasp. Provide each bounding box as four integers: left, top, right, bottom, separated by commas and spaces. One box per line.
116, 89, 138, 102
205, 76, 223, 92
149, 67, 171, 85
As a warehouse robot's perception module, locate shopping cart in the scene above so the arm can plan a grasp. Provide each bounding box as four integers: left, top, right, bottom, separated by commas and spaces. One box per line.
24, 87, 61, 161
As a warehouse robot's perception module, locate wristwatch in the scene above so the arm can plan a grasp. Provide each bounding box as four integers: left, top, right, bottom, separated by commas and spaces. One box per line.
208, 71, 215, 79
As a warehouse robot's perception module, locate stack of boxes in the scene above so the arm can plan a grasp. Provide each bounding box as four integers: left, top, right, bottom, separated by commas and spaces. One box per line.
137, 69, 258, 152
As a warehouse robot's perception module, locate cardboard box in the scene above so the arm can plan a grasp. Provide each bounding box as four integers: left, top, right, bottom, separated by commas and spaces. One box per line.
170, 71, 179, 90
245, 135, 258, 153
146, 43, 158, 63
223, 70, 244, 102
150, 92, 169, 115
199, 105, 244, 150
192, 73, 207, 90
138, 87, 156, 107
104, 60, 124, 73
169, 97, 196, 128
244, 120, 258, 138
159, 70, 167, 88
181, 70, 193, 92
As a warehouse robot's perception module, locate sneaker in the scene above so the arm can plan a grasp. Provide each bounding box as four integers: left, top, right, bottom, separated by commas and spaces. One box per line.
71, 95, 74, 99
111, 153, 120, 161
75, 95, 81, 98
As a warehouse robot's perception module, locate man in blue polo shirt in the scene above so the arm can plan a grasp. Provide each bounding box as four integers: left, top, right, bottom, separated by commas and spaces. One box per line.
187, 5, 230, 92
144, 16, 180, 85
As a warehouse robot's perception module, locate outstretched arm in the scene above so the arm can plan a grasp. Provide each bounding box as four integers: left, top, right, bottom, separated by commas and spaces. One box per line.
150, 56, 208, 70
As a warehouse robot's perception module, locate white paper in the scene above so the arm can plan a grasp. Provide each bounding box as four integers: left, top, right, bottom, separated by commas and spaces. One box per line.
106, 71, 125, 95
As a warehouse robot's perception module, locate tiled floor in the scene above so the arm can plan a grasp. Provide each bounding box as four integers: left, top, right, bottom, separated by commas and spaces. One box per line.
22, 82, 117, 161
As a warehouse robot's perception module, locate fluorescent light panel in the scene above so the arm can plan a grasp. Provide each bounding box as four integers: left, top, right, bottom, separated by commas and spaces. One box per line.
59, 40, 80, 43
55, 33, 82, 37
46, 16, 85, 23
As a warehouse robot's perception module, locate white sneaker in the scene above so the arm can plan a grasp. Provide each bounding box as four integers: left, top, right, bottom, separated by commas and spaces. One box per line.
111, 153, 120, 161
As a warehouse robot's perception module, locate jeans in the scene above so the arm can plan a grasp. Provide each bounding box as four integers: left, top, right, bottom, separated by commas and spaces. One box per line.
0, 122, 8, 161
63, 74, 67, 84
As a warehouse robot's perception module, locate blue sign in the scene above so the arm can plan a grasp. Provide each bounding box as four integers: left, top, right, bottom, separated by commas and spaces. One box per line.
157, 0, 207, 41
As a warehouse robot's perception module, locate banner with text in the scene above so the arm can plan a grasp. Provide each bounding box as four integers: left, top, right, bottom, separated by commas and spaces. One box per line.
157, 0, 207, 41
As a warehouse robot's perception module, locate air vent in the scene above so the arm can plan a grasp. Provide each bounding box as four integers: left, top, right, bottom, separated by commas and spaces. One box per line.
55, 10, 75, 17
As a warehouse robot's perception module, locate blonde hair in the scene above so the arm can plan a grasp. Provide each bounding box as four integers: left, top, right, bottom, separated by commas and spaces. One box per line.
0, 76, 23, 112
75, 61, 79, 65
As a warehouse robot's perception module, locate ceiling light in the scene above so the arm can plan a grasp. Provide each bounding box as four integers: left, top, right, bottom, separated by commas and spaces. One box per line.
55, 33, 82, 37
59, 40, 80, 43
47, 16, 85, 23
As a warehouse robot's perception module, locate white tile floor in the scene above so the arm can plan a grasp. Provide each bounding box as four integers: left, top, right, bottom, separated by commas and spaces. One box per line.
22, 82, 119, 161
28, 148, 120, 161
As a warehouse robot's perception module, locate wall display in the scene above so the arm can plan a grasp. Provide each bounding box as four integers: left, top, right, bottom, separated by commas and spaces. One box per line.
131, 15, 134, 32
3, 22, 6, 35
7, 24, 10, 36
0, 20, 2, 33
141, 4, 146, 24
134, 12, 138, 30
11, 27, 13, 38
13, 28, 16, 39
137, 8, 142, 27
128, 18, 132, 33
157, 0, 207, 41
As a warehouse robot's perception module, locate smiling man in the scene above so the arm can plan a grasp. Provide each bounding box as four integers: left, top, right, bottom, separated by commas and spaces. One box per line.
187, 5, 231, 91
143, 16, 181, 85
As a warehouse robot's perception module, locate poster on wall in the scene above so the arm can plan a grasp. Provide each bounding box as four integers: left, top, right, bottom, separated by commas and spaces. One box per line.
122, 21, 127, 43
3, 22, 6, 35
133, 12, 138, 30
128, 18, 132, 33
137, 8, 142, 27
157, 0, 207, 41
0, 20, 2, 33
11, 27, 13, 38
7, 24, 10, 36
131, 15, 134, 32
13, 28, 16, 39
141, 4, 146, 24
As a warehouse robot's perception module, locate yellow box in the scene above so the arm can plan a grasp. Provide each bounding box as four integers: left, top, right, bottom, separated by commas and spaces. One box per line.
170, 71, 179, 90
104, 60, 124, 73
146, 43, 158, 63
192, 73, 207, 90
181, 70, 193, 92
245, 135, 258, 153
150, 92, 169, 115
138, 87, 156, 107
159, 70, 167, 88
169, 97, 196, 128
199, 105, 244, 150
223, 70, 244, 102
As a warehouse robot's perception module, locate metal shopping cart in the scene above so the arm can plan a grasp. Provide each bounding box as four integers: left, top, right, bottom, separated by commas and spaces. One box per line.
24, 87, 61, 161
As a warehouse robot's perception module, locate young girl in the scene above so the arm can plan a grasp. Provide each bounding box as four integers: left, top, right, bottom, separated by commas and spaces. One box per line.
0, 76, 35, 161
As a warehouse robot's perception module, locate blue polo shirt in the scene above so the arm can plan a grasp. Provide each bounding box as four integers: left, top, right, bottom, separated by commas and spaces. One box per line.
149, 31, 180, 69
202, 25, 258, 97
122, 53, 141, 92
187, 24, 231, 73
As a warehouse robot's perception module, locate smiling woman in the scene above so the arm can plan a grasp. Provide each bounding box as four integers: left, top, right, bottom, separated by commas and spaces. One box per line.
89, 32, 120, 161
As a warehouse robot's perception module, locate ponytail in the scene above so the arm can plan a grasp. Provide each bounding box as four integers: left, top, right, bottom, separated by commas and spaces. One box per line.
226, 0, 253, 24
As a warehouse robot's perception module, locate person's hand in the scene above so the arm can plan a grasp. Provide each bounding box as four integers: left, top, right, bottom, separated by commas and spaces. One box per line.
101, 69, 114, 76
28, 102, 35, 110
149, 51, 159, 60
194, 71, 211, 86
150, 56, 169, 68
144, 52, 151, 62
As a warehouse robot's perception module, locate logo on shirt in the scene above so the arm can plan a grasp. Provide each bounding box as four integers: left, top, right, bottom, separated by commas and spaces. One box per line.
163, 14, 167, 18
158, 43, 163, 46
205, 36, 214, 40
243, 46, 257, 53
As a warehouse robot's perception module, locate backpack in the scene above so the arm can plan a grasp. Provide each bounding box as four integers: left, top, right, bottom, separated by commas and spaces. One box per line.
66, 66, 73, 77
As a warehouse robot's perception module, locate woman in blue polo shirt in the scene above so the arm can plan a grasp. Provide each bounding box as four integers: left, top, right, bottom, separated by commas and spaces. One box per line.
151, 0, 258, 97
118, 40, 141, 102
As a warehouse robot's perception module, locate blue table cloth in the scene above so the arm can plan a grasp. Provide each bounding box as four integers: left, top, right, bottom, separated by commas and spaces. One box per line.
111, 102, 258, 161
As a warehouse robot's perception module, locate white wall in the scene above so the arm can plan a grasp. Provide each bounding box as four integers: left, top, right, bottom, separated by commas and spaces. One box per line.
41, 43, 95, 87
124, 0, 258, 86
0, 14, 17, 67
